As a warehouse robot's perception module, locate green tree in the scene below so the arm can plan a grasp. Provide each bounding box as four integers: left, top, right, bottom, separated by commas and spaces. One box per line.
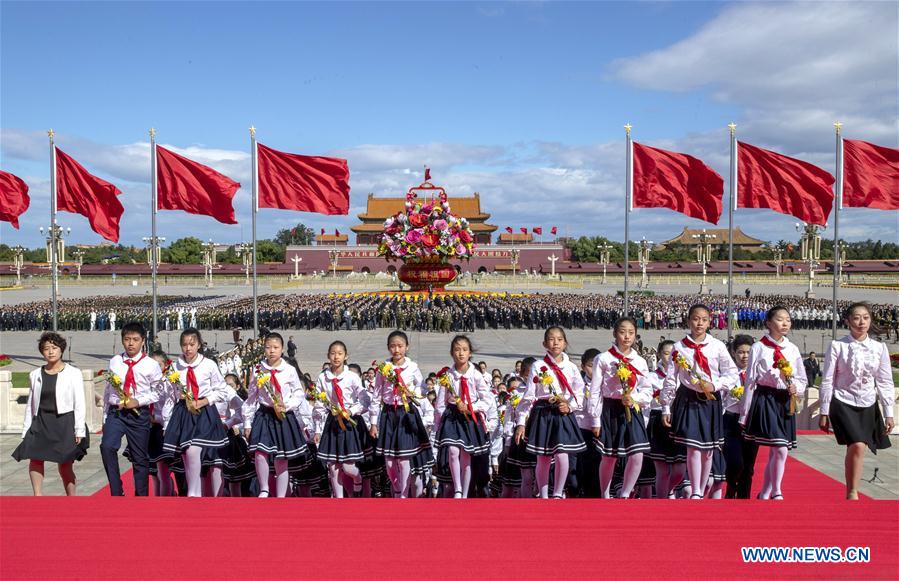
256, 239, 285, 262
274, 223, 315, 246
163, 237, 204, 264
219, 245, 241, 264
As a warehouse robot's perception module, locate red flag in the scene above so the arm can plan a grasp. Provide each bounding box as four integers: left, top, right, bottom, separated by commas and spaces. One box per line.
533, 227, 543, 235
320, 228, 325, 235
257, 143, 350, 215
0, 171, 30, 229
425, 167, 432, 182
633, 142, 724, 224
505, 226, 513, 234
335, 229, 341, 237
738, 141, 834, 226
551, 226, 557, 235
55, 147, 124, 242
156, 146, 239, 225
842, 139, 899, 210
519, 227, 527, 235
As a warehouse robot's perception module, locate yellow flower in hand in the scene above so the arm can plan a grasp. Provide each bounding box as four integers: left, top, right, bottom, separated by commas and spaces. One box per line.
616, 367, 633, 383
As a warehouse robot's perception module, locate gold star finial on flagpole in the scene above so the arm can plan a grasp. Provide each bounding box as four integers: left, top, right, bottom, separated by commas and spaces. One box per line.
149, 127, 156, 139
728, 122, 737, 135
47, 128, 55, 141
833, 121, 842, 135
249, 126, 256, 137
624, 123, 632, 135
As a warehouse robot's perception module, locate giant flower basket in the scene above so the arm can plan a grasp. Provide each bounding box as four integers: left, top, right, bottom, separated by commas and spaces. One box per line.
378, 179, 476, 291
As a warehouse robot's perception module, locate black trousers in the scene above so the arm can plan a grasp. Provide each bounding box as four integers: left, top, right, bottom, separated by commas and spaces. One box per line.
723, 411, 759, 499
101, 407, 151, 496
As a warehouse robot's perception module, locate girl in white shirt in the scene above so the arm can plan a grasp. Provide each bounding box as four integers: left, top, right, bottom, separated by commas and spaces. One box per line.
313, 341, 371, 498
13, 332, 89, 496
434, 335, 492, 498
514, 327, 587, 499
162, 328, 229, 497
819, 302, 895, 500
590, 317, 653, 499
740, 306, 808, 500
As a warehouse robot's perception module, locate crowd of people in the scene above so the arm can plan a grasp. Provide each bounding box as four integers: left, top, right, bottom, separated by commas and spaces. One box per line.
3, 292, 898, 338
11, 300, 894, 501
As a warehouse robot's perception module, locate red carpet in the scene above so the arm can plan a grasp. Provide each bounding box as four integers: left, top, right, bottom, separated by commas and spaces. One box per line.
2, 457, 895, 580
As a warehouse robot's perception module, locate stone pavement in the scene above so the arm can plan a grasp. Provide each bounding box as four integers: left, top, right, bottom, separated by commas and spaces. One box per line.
2, 433, 895, 498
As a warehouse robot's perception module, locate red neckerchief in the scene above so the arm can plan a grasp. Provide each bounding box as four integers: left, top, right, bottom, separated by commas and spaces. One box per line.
458, 373, 481, 427
760, 336, 786, 368
331, 376, 347, 412
269, 368, 282, 394
122, 352, 145, 397
682, 337, 712, 378
739, 370, 746, 386
186, 366, 200, 400
655, 367, 666, 380
392, 366, 406, 411
543, 354, 577, 403
609, 346, 643, 389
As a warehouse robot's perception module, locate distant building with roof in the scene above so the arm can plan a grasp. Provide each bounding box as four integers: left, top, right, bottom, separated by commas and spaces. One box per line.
660, 227, 767, 252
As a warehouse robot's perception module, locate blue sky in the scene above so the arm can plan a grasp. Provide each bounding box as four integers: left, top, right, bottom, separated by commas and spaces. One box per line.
2, 1, 896, 248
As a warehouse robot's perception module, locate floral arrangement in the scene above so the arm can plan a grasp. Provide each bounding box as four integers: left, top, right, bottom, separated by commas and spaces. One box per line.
163, 360, 198, 415
534, 365, 563, 403
313, 382, 356, 430
254, 364, 285, 420
674, 351, 716, 401
0, 354, 10, 367
615, 363, 640, 422
95, 369, 138, 415
378, 188, 476, 262
774, 356, 797, 415
437, 367, 476, 423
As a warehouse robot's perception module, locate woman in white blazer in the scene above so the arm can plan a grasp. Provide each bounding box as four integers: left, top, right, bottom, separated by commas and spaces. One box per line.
12, 332, 90, 495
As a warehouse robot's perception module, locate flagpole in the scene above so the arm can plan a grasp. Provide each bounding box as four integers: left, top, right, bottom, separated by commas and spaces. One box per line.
149, 128, 159, 340
624, 123, 632, 316
727, 123, 737, 342
48, 129, 58, 331
250, 126, 259, 337
832, 122, 843, 339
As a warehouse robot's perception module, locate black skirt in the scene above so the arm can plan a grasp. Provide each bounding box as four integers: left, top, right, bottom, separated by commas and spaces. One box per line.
290, 442, 328, 487
221, 430, 255, 481
498, 446, 522, 487
829, 398, 891, 454
670, 386, 724, 450
523, 400, 586, 456
507, 415, 538, 468
317, 414, 373, 463
409, 446, 436, 475
596, 398, 651, 457
648, 410, 687, 463
162, 402, 228, 453
710, 448, 726, 482
436, 405, 490, 455
743, 385, 796, 449
375, 404, 433, 459
637, 452, 656, 486
12, 411, 89, 464
248, 406, 310, 459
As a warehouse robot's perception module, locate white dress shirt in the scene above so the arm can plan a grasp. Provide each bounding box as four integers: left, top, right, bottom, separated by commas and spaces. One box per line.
23, 364, 86, 438
214, 385, 245, 430
516, 352, 586, 427
661, 335, 739, 416
367, 358, 424, 427
105, 352, 164, 410
819, 335, 895, 418
739, 335, 808, 424
312, 368, 366, 435
588, 346, 653, 428
434, 363, 492, 427
172, 354, 228, 406
241, 359, 306, 429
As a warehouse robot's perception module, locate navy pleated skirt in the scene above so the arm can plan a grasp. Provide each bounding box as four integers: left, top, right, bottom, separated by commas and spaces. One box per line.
222, 431, 255, 482
648, 410, 687, 463
743, 385, 796, 449
248, 406, 310, 459
498, 446, 521, 487
375, 404, 433, 459
637, 452, 656, 486
710, 448, 726, 482
670, 386, 724, 450
829, 397, 891, 454
436, 405, 490, 455
290, 442, 328, 487
163, 402, 228, 453
317, 414, 373, 463
596, 397, 651, 457
523, 400, 586, 456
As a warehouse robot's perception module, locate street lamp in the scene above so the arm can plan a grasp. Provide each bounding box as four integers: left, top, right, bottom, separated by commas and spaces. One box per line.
764, 241, 786, 278
638, 237, 653, 288
235, 242, 252, 285
597, 242, 613, 284
547, 253, 559, 277
72, 249, 85, 281
39, 224, 70, 294
202, 239, 218, 287
796, 222, 823, 298
290, 255, 303, 280
510, 248, 521, 277
835, 240, 847, 287
11, 245, 25, 286
691, 229, 717, 293
328, 249, 340, 278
